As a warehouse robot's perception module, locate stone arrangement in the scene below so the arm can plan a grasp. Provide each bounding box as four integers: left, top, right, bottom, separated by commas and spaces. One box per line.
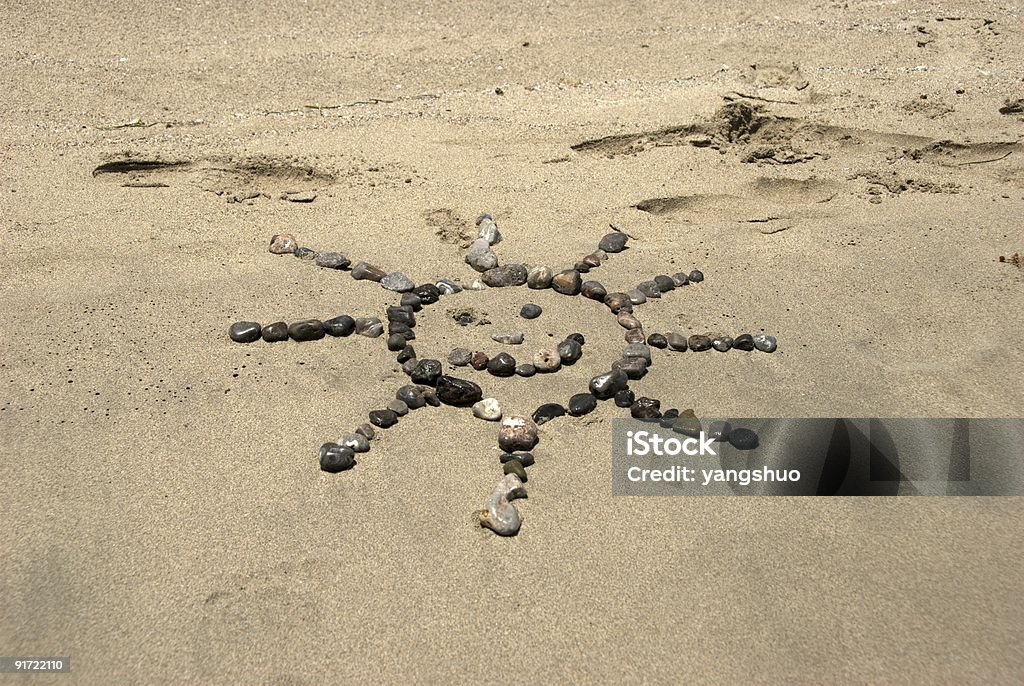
229, 215, 778, 537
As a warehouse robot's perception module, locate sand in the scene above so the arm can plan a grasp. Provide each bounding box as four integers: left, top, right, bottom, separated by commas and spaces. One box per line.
2, 1, 1023, 683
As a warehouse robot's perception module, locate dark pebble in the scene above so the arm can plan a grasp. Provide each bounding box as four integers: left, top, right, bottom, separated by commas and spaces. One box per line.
388, 323, 415, 340
550, 269, 582, 296
470, 351, 490, 370
413, 283, 441, 304
637, 280, 661, 298
288, 319, 325, 342
573, 261, 591, 274
435, 375, 484, 406
355, 424, 375, 441
368, 409, 399, 428
604, 292, 632, 314
387, 333, 407, 351
532, 403, 566, 425
624, 329, 646, 344
482, 264, 528, 288
400, 292, 423, 311
319, 443, 355, 473
598, 232, 628, 253
667, 332, 688, 352
520, 303, 543, 319
354, 317, 384, 338
436, 279, 461, 295
261, 321, 288, 342
712, 336, 733, 352
582, 254, 602, 268
647, 333, 668, 349
351, 262, 386, 281
500, 452, 535, 467
630, 397, 662, 420
448, 348, 472, 366
228, 321, 261, 343
581, 281, 607, 301
671, 272, 690, 287
294, 247, 318, 260
688, 335, 712, 352
589, 369, 628, 400
614, 388, 636, 408
315, 252, 350, 270
728, 427, 759, 450
659, 408, 680, 428
397, 345, 416, 363
557, 339, 583, 365
324, 315, 356, 337
397, 385, 426, 410
568, 393, 598, 416
487, 352, 517, 377
612, 356, 648, 380
688, 269, 704, 283
401, 358, 419, 375
753, 334, 778, 353
503, 459, 528, 482
653, 275, 675, 293
410, 359, 443, 386
386, 306, 416, 327
420, 386, 441, 407
733, 334, 755, 351
515, 364, 537, 377
673, 410, 702, 438
567, 333, 586, 346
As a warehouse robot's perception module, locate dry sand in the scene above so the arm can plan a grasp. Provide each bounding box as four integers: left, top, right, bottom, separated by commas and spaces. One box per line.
2, 1, 1023, 683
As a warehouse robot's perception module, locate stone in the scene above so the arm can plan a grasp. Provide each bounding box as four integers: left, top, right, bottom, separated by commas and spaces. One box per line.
387, 399, 410, 416
354, 317, 384, 338
660, 409, 680, 428
386, 306, 416, 326
581, 281, 607, 301
387, 322, 415, 340
557, 339, 583, 365
368, 409, 399, 428
567, 333, 586, 345
612, 356, 648, 380
401, 358, 419, 375
381, 272, 416, 292
527, 265, 554, 289
435, 376, 484, 406
594, 249, 609, 261
550, 269, 582, 296
315, 252, 350, 270
653, 275, 676, 293
733, 334, 755, 351
351, 262, 386, 281
712, 336, 733, 352
623, 343, 652, 363
688, 269, 704, 283
396, 345, 416, 363
671, 272, 690, 287
498, 416, 539, 452
436, 279, 462, 295
478, 474, 526, 537
673, 410, 702, 438
355, 423, 375, 441
667, 332, 688, 352
487, 352, 517, 377
706, 420, 732, 442
574, 261, 591, 273
269, 233, 298, 254
472, 398, 502, 421
482, 264, 528, 288
637, 280, 661, 298
604, 292, 632, 314
466, 238, 498, 272
499, 452, 535, 467
420, 386, 440, 407
753, 334, 777, 353
614, 388, 636, 408
627, 289, 647, 305
465, 280, 488, 291
598, 232, 628, 253
647, 333, 668, 349
397, 385, 426, 409
448, 348, 473, 366
477, 215, 502, 245
228, 321, 261, 343
324, 315, 356, 337
533, 349, 561, 373
470, 351, 490, 370
515, 364, 536, 377
288, 319, 325, 342
532, 403, 565, 425
387, 333, 407, 351
624, 329, 646, 344
589, 369, 628, 399
319, 443, 355, 472
582, 254, 602, 268
729, 427, 759, 450
568, 393, 598, 416
492, 331, 525, 345
340, 433, 370, 453
261, 321, 288, 342
294, 247, 317, 260
410, 359, 443, 386
520, 303, 542, 319
503, 459, 528, 482
630, 397, 662, 420
688, 335, 713, 352
412, 284, 441, 305
400, 292, 423, 311
617, 313, 643, 330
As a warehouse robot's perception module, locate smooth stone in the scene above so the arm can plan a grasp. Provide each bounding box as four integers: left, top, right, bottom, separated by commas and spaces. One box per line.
502, 459, 528, 482
712, 336, 733, 352
567, 333, 586, 345
448, 348, 473, 366
397, 385, 426, 409
400, 292, 423, 311
573, 261, 591, 273
624, 329, 646, 344
469, 351, 490, 370
288, 319, 325, 342
532, 403, 565, 425
435, 376, 483, 406
673, 412, 702, 438
261, 321, 288, 342
653, 275, 676, 293
477, 215, 502, 245
498, 416, 539, 452
594, 249, 609, 261
581, 281, 607, 301
533, 349, 561, 373
582, 254, 602, 268
550, 269, 582, 296
557, 339, 583, 365
623, 343, 652, 363
387, 333, 407, 351
688, 269, 705, 283
466, 238, 498, 272
412, 284, 441, 304
492, 331, 525, 345
324, 315, 356, 337
472, 398, 502, 421
386, 306, 416, 326
435, 279, 462, 295
294, 247, 318, 260
667, 332, 688, 352
401, 358, 419, 375
351, 262, 386, 281
630, 397, 662, 420
707, 420, 732, 441
478, 474, 526, 537
319, 443, 355, 473
753, 334, 778, 353
410, 359, 443, 386
568, 393, 598, 416
420, 386, 440, 407
627, 289, 647, 305
340, 433, 370, 453
368, 409, 399, 428
612, 356, 648, 380
660, 408, 680, 428
729, 427, 759, 450
647, 333, 668, 349
637, 280, 662, 298
387, 399, 410, 416
387, 323, 415, 340
589, 369, 628, 399
733, 333, 755, 351
465, 280, 488, 291
487, 352, 517, 377
614, 388, 636, 408
527, 265, 553, 289
688, 335, 713, 352
396, 345, 416, 363
671, 272, 690, 287
617, 313, 643, 330
598, 232, 628, 253
315, 252, 350, 270
355, 423, 375, 441
269, 233, 298, 254
604, 292, 632, 314
515, 364, 536, 377
229, 321, 261, 343
380, 272, 415, 292
482, 264, 528, 287
354, 317, 384, 338
499, 452, 535, 467
520, 303, 542, 319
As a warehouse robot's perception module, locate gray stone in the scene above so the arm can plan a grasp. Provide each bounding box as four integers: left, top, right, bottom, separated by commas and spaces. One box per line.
351, 262, 386, 281
623, 343, 652, 363
753, 334, 777, 353
340, 433, 370, 453
381, 272, 416, 292
448, 348, 473, 366
527, 266, 553, 289
492, 331, 525, 345
354, 317, 384, 338
315, 252, 350, 269
482, 264, 528, 287
589, 369, 628, 399
466, 238, 498, 272
598, 232, 628, 253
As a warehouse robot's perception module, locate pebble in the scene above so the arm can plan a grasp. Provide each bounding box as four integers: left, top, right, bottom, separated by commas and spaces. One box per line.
387, 399, 410, 416
381, 272, 416, 292
532, 403, 565, 425
340, 433, 370, 453
733, 334, 755, 351
712, 335, 733, 352
631, 397, 662, 420
753, 334, 777, 353
388, 322, 415, 340
581, 281, 607, 301
288, 319, 325, 342
386, 306, 416, 327
368, 409, 399, 428
502, 459, 528, 482
598, 232, 628, 253
604, 292, 632, 314
729, 427, 759, 450
466, 238, 498, 272
706, 420, 732, 441
551, 269, 582, 296
500, 452, 535, 467
351, 262, 386, 281
660, 409, 680, 428
387, 333, 407, 351
261, 321, 288, 342
628, 289, 647, 305
229, 321, 261, 343
614, 388, 636, 408
397, 385, 426, 409
436, 279, 462, 295
397, 345, 416, 363
520, 303, 542, 319
568, 392, 598, 416
482, 264, 528, 287
667, 332, 688, 352
582, 254, 602, 268
624, 329, 646, 344
617, 313, 643, 330
400, 292, 423, 311
355, 423, 375, 441
410, 359, 443, 386
567, 333, 585, 345
589, 369, 628, 399
498, 416, 539, 452
654, 275, 676, 293
557, 339, 583, 365
420, 386, 441, 407
688, 269, 704, 283
623, 343, 652, 363
594, 249, 609, 261
533, 349, 562, 373
637, 280, 662, 298
477, 215, 502, 245
413, 284, 441, 305
492, 331, 525, 345
472, 398, 503, 421
573, 261, 591, 273
647, 333, 668, 349
448, 348, 473, 366
478, 473, 526, 537
269, 233, 298, 254
688, 334, 712, 352
515, 363, 536, 377
612, 356, 648, 380
315, 252, 350, 270
294, 247, 318, 260
435, 375, 484, 406
487, 352, 517, 377
470, 351, 490, 370
527, 265, 554, 289
465, 280, 488, 291
354, 317, 384, 338
673, 410, 702, 438
671, 272, 690, 287
401, 358, 419, 375
324, 315, 356, 337
319, 443, 355, 472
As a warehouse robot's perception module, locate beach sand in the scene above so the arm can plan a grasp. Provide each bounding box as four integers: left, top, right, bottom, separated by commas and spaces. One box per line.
2, 1, 1023, 683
